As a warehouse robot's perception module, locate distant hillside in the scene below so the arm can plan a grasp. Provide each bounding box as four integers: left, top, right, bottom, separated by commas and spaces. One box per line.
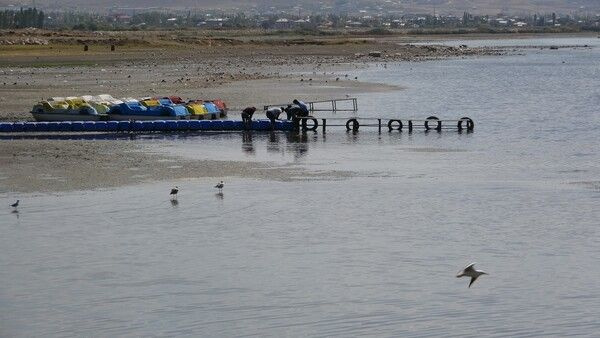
4, 0, 600, 14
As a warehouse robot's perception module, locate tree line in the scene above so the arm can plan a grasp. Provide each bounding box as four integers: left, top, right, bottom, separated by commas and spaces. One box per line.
0, 8, 45, 29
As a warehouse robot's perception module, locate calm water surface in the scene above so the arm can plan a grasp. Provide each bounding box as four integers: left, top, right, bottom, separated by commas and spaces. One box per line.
1, 37, 600, 337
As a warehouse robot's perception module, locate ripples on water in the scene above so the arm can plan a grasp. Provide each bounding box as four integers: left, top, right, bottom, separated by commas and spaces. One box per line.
1, 37, 600, 337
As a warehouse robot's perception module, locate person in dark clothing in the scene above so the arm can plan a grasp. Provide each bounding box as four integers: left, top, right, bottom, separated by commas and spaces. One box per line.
241, 106, 256, 127
284, 102, 307, 120
284, 105, 294, 120
292, 99, 310, 116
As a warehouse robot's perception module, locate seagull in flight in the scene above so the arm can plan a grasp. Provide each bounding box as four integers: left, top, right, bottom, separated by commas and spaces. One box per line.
11, 200, 19, 208
170, 186, 179, 199
457, 262, 488, 288
215, 181, 224, 192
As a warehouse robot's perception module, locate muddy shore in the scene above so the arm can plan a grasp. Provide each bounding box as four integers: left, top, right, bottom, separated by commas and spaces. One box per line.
0, 29, 511, 193
0, 36, 503, 121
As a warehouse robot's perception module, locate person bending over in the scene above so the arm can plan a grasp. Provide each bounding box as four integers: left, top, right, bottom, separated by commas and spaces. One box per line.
241, 106, 256, 126
292, 99, 310, 117
266, 107, 283, 123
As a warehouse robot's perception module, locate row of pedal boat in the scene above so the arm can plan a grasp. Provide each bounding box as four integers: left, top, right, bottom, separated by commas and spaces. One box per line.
31, 95, 228, 122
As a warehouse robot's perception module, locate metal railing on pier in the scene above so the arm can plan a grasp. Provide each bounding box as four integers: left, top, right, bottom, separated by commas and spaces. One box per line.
263, 98, 358, 112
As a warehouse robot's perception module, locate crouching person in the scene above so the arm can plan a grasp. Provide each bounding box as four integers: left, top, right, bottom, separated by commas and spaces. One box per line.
266, 107, 283, 124
241, 106, 256, 129
284, 105, 294, 120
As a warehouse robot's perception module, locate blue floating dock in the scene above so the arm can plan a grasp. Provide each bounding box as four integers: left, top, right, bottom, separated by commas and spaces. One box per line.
0, 119, 292, 133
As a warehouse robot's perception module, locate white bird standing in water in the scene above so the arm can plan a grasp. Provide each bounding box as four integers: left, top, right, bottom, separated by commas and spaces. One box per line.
457, 262, 488, 288
215, 181, 224, 191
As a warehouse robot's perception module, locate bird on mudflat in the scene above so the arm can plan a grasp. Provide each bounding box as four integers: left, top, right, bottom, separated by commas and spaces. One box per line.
215, 181, 224, 191
457, 262, 488, 288
170, 186, 179, 198
11, 200, 19, 208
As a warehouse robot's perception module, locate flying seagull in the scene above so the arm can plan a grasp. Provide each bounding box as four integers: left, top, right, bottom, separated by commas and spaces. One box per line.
457, 262, 488, 288
215, 181, 224, 191
170, 186, 179, 199
11, 200, 19, 208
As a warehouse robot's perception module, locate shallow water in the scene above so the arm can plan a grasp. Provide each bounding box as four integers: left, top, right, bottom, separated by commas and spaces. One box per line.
2, 37, 600, 337
412, 35, 599, 48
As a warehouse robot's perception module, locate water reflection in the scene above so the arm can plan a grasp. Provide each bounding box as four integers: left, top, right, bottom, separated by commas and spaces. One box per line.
266, 132, 281, 154
3, 128, 476, 170
154, 128, 475, 167
215, 192, 224, 200
286, 132, 309, 160
170, 199, 179, 208
345, 130, 360, 143
242, 131, 255, 154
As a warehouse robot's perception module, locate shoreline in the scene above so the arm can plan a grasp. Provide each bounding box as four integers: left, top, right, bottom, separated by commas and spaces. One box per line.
2, 32, 594, 193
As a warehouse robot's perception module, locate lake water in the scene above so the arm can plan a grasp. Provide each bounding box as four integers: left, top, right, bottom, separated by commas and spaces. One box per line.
1, 37, 600, 337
